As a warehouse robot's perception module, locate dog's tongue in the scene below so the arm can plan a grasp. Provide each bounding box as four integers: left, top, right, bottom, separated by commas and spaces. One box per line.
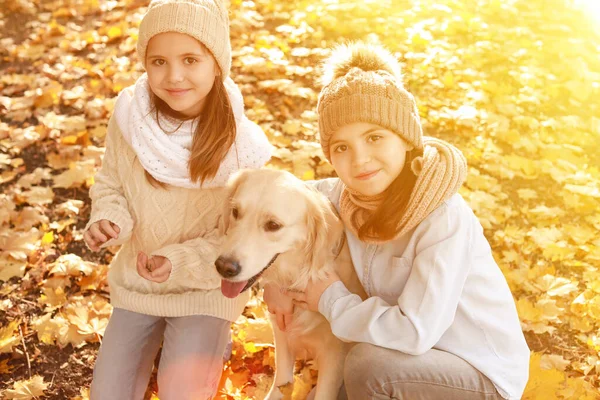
221, 280, 248, 298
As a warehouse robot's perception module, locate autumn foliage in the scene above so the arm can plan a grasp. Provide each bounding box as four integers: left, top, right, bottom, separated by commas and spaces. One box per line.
1, 0, 600, 399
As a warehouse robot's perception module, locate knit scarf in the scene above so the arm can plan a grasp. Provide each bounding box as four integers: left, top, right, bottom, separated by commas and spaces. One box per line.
112, 73, 272, 189
339, 137, 468, 244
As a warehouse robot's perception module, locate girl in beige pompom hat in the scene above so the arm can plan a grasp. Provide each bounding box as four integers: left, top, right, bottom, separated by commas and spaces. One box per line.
85, 1, 272, 399
265, 42, 529, 400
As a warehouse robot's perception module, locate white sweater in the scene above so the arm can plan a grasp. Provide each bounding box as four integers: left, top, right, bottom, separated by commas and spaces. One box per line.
85, 75, 272, 320
314, 178, 530, 400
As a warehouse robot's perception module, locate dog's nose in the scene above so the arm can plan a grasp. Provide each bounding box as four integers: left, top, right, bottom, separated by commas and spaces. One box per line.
215, 256, 241, 278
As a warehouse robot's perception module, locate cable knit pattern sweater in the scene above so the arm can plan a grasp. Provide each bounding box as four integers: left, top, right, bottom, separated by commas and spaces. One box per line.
85, 75, 272, 319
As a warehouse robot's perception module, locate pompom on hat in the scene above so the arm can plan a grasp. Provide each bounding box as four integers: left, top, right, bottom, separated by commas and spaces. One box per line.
317, 42, 423, 161
137, 0, 232, 80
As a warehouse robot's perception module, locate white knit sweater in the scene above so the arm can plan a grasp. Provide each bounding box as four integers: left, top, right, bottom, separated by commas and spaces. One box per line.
85, 78, 272, 319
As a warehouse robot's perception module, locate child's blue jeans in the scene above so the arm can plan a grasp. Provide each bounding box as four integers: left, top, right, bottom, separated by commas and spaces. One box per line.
90, 308, 230, 400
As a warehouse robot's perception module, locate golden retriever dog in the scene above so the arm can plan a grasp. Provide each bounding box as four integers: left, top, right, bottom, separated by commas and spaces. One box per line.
215, 169, 367, 400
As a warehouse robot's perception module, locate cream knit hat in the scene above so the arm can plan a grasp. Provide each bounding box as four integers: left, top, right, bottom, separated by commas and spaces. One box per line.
318, 43, 468, 244
317, 42, 423, 161
137, 0, 232, 79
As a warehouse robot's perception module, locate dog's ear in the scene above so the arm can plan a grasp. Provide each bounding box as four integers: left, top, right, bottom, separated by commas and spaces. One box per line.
304, 187, 345, 277
220, 169, 249, 235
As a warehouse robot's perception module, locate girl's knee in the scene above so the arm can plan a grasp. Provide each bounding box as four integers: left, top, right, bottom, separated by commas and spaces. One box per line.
344, 343, 378, 379
157, 355, 222, 400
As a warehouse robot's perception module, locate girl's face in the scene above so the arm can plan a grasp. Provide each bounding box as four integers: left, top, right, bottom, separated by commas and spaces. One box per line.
330, 122, 412, 196
146, 32, 219, 117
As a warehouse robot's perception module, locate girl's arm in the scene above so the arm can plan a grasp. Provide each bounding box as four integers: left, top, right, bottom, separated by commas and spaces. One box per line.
85, 116, 134, 247
318, 203, 474, 355
148, 226, 223, 289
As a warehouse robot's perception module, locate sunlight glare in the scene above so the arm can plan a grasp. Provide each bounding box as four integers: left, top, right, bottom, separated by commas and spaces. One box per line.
573, 0, 600, 21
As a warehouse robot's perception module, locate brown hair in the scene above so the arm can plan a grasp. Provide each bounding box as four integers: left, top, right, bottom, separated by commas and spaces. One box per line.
145, 68, 236, 188
358, 147, 423, 242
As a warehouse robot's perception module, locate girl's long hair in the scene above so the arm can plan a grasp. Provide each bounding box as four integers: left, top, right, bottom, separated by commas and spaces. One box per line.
357, 147, 423, 242
146, 64, 236, 188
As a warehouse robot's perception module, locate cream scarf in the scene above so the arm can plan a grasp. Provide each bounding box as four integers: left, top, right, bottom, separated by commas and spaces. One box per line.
339, 137, 468, 243
112, 73, 272, 188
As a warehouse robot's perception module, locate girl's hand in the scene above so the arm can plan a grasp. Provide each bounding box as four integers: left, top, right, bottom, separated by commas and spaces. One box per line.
263, 282, 295, 331
136, 252, 172, 283
283, 270, 341, 313
84, 220, 120, 251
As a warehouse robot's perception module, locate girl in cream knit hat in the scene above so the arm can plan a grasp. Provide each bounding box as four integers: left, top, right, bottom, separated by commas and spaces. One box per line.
84, 0, 271, 398
265, 42, 529, 400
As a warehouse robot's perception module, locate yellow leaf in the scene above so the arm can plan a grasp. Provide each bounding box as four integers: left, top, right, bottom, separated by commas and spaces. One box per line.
589, 280, 600, 294
53, 159, 96, 189
517, 188, 538, 200
572, 355, 600, 376
60, 135, 77, 145
41, 231, 54, 245
564, 184, 600, 198
78, 265, 109, 291
0, 229, 40, 261
32, 314, 57, 345
516, 298, 542, 322
571, 291, 594, 315
522, 352, 565, 400
558, 376, 599, 400
19, 187, 54, 206
88, 125, 106, 138
278, 382, 294, 400
38, 287, 67, 311
570, 316, 593, 333
587, 296, 600, 320
537, 298, 562, 322
3, 375, 48, 400
564, 223, 597, 245
70, 387, 90, 400
48, 254, 94, 277
48, 217, 76, 233
527, 205, 565, 220
540, 354, 570, 371
0, 258, 26, 281
38, 112, 86, 133
527, 227, 564, 248
243, 341, 260, 354
107, 26, 122, 39
12, 205, 49, 229
34, 81, 62, 109
244, 316, 274, 345
282, 120, 302, 136
292, 366, 314, 400
536, 275, 578, 297
0, 319, 21, 353
442, 71, 454, 88
587, 335, 600, 352
302, 170, 315, 180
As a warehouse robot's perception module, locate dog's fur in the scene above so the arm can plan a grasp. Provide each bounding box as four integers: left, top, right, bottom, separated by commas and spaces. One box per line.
216, 169, 367, 400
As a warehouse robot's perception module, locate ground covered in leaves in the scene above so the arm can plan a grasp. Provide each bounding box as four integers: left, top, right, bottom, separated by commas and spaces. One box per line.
1, 0, 600, 399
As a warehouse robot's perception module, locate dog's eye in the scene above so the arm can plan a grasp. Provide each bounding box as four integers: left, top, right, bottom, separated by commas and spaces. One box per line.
265, 221, 282, 232
232, 207, 239, 219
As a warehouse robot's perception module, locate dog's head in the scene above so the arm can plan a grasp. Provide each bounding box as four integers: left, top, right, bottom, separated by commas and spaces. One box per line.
215, 169, 343, 298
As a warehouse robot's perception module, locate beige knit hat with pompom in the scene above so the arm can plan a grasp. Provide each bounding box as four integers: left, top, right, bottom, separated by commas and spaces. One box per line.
137, 0, 232, 80
317, 42, 423, 161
